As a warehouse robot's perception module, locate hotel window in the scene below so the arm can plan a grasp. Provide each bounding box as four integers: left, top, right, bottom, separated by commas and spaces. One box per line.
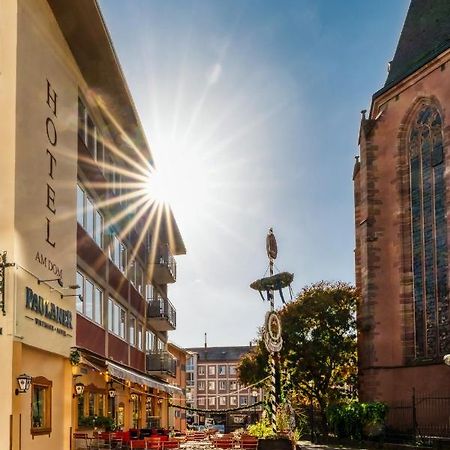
239, 396, 248, 406
109, 233, 127, 273
76, 271, 103, 326
146, 330, 156, 352
208, 365, 216, 376
129, 316, 136, 346
219, 381, 226, 391
219, 396, 226, 406
230, 396, 237, 406
208, 397, 216, 406
108, 298, 126, 339
198, 397, 205, 406
218, 365, 226, 376
230, 381, 237, 392
146, 284, 155, 301
409, 103, 449, 358
198, 381, 205, 391
31, 377, 52, 435
198, 366, 205, 376
208, 381, 216, 391
137, 323, 143, 350
229, 365, 236, 376
76, 184, 104, 248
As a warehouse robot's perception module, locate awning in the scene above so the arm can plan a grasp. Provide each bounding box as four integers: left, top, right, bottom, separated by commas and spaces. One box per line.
106, 361, 182, 395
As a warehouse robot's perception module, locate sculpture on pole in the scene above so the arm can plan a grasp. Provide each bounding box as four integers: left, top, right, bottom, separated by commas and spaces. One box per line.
250, 228, 294, 433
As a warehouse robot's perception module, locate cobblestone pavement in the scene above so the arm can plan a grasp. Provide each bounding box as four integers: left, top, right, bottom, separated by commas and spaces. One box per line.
296, 441, 370, 450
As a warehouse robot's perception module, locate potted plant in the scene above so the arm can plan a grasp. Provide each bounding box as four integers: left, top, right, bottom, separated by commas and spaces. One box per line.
246, 415, 294, 450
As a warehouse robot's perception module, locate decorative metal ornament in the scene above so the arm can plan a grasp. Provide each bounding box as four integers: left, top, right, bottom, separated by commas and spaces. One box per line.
264, 312, 283, 353
266, 228, 278, 260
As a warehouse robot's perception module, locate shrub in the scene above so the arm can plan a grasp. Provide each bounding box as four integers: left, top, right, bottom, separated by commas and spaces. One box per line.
326, 402, 388, 440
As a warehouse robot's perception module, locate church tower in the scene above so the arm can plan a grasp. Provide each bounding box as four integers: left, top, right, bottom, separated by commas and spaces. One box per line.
354, 0, 450, 408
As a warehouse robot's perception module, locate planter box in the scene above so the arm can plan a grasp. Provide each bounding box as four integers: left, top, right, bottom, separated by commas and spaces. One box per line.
257, 438, 293, 450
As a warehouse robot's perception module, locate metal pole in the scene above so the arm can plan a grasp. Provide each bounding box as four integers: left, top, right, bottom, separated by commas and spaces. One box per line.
268, 229, 277, 434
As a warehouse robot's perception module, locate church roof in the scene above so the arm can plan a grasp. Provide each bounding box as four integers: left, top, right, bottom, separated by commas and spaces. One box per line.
381, 0, 450, 94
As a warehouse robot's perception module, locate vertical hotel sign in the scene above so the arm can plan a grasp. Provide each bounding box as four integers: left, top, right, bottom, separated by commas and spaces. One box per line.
15, 0, 78, 354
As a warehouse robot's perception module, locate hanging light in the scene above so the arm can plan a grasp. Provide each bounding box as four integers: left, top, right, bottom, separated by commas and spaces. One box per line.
15, 373, 32, 395
73, 382, 85, 398
108, 381, 116, 398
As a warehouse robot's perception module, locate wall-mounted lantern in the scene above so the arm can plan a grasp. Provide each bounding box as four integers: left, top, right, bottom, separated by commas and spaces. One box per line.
15, 373, 32, 395
130, 392, 138, 402
108, 381, 116, 398
73, 382, 85, 398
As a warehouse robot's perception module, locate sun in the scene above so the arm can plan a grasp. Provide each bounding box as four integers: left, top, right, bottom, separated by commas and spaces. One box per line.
145, 143, 211, 221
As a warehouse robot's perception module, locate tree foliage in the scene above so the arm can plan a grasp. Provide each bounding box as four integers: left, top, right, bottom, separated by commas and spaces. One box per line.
238, 281, 358, 428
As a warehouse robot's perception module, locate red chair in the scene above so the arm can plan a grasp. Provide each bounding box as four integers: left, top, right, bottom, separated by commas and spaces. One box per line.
144, 436, 161, 450
240, 437, 258, 450
161, 439, 180, 450
213, 438, 234, 449
130, 440, 147, 449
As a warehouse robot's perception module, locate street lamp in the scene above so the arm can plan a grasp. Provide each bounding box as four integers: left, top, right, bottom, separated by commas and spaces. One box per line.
73, 382, 85, 398
251, 389, 258, 423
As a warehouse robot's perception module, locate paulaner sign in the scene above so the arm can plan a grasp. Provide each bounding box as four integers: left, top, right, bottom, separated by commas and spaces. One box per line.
25, 287, 73, 329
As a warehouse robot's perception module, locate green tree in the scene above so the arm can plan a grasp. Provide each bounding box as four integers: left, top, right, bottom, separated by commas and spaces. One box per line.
238, 281, 358, 432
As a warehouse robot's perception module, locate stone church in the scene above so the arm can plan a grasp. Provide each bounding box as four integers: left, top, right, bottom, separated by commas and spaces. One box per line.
354, 0, 450, 416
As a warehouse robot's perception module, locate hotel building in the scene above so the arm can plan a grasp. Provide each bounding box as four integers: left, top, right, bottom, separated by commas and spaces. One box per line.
0, 1, 185, 449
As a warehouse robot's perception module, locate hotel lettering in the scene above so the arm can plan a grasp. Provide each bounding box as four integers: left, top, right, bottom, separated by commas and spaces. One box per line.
45, 79, 58, 248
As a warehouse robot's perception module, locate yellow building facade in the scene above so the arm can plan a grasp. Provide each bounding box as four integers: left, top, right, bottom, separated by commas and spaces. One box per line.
0, 1, 185, 449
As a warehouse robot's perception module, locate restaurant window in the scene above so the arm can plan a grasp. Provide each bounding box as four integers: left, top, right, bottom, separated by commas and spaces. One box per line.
76, 271, 103, 326
131, 395, 142, 429
31, 377, 52, 435
77, 389, 107, 427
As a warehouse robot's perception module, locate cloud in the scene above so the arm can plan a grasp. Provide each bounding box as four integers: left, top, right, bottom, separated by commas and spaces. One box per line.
207, 63, 222, 85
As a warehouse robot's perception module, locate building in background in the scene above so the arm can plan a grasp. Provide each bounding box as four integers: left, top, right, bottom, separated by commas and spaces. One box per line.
167, 342, 189, 432
186, 346, 262, 432
0, 1, 185, 449
354, 0, 450, 436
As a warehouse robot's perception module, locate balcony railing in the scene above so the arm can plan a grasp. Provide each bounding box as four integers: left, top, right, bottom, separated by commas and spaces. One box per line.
147, 296, 176, 331
149, 244, 177, 284
146, 351, 176, 377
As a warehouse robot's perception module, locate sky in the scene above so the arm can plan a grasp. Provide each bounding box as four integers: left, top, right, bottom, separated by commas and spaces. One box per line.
98, 0, 410, 348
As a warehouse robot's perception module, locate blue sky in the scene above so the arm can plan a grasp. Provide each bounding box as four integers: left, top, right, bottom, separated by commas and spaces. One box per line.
99, 0, 410, 347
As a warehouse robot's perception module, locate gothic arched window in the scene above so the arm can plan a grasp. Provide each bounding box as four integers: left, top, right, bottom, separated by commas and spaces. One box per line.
409, 104, 448, 358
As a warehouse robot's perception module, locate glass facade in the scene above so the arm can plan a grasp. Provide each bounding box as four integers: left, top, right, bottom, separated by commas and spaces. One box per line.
409, 104, 448, 358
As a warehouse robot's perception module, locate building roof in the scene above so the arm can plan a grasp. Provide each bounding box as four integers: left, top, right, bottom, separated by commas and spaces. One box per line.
187, 346, 251, 362
381, 0, 450, 93
47, 0, 186, 255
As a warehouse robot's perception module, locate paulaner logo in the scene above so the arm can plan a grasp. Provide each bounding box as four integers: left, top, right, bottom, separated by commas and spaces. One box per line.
25, 286, 73, 329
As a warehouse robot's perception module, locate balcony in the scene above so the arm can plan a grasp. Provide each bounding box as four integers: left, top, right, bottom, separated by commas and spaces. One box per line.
146, 351, 176, 377
147, 296, 176, 331
148, 244, 177, 284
